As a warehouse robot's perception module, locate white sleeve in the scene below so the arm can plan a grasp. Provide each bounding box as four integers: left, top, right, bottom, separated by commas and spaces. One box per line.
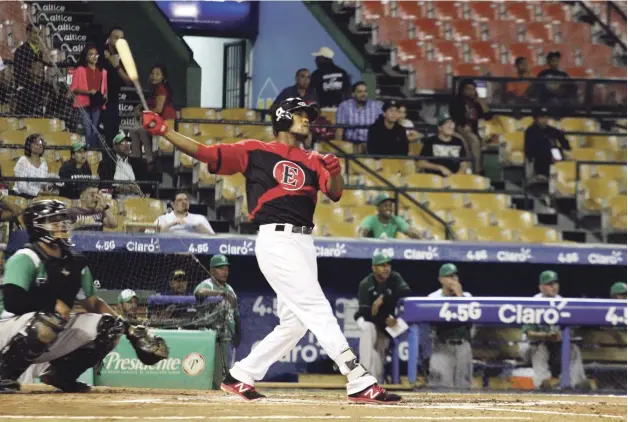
201, 217, 215, 235
463, 292, 473, 297
14, 157, 38, 196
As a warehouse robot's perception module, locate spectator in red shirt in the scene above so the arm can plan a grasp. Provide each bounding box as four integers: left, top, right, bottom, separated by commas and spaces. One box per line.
70, 45, 108, 148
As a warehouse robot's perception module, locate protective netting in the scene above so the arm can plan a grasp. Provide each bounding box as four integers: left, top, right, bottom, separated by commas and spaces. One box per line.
1, 2, 220, 329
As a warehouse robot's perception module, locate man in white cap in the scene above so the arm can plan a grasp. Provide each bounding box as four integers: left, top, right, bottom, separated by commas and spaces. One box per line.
310, 46, 351, 108
117, 288, 140, 321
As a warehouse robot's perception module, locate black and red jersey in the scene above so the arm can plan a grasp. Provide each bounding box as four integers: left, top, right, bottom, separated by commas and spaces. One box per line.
195, 140, 342, 227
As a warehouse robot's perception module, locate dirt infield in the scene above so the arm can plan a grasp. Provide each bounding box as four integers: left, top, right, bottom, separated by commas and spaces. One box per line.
1, 386, 625, 421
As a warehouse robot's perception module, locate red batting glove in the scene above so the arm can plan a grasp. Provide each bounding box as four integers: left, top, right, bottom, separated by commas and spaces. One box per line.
322, 153, 341, 177
142, 111, 168, 136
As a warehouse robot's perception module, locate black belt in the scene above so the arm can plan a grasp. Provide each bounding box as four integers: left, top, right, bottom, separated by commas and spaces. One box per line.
274, 224, 313, 235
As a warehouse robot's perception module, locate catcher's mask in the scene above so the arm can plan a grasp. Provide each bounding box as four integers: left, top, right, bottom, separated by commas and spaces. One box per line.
271, 97, 319, 136
22, 200, 74, 249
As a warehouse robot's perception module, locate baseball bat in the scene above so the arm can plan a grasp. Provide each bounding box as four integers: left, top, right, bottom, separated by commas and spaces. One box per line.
115, 38, 149, 111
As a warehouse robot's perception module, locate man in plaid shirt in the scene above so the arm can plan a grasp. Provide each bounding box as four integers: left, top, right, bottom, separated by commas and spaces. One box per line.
335, 82, 382, 152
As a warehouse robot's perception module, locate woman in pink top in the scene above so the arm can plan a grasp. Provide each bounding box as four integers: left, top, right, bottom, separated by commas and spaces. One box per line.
71, 45, 108, 148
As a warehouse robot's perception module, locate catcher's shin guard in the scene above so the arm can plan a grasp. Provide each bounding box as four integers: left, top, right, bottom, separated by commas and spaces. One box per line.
0, 312, 65, 381
41, 314, 124, 389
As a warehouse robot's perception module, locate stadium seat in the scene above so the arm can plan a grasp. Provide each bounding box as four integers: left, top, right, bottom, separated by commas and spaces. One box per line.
43, 132, 81, 147
538, 2, 569, 22
0, 130, 29, 145
453, 227, 473, 241
517, 226, 562, 243
420, 192, 465, 211
409, 141, 423, 155
403, 207, 447, 240
20, 118, 64, 133
356, 1, 386, 25
194, 160, 217, 187
578, 179, 620, 213
238, 124, 273, 141
560, 118, 599, 133
317, 221, 358, 238
412, 18, 444, 40
605, 195, 627, 231
449, 208, 491, 229
570, 148, 608, 162
197, 124, 236, 138
466, 40, 500, 64
555, 22, 591, 46
550, 161, 593, 197
317, 140, 354, 154
334, 189, 367, 207
175, 150, 195, 169
472, 226, 514, 242
448, 19, 480, 41
466, 1, 499, 21
429, 40, 463, 62
376, 16, 410, 45
504, 2, 535, 22
177, 122, 197, 137
0, 117, 19, 132
592, 164, 627, 192
219, 109, 258, 121
446, 174, 490, 190
464, 193, 511, 211
180, 107, 217, 120
315, 206, 348, 224
122, 198, 165, 223
215, 174, 246, 202
412, 60, 450, 91
585, 135, 619, 150
499, 132, 525, 166
347, 205, 375, 224
453, 63, 484, 77
506, 42, 538, 65
483, 20, 520, 45
405, 173, 445, 189
492, 209, 537, 229
613, 149, 627, 163
377, 158, 416, 175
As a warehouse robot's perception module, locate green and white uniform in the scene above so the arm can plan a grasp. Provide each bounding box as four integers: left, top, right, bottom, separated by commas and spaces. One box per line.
0, 246, 103, 375
360, 215, 409, 239
427, 288, 474, 389
194, 277, 239, 388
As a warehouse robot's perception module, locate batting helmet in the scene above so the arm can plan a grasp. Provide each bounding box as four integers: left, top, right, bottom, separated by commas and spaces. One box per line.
271, 97, 319, 135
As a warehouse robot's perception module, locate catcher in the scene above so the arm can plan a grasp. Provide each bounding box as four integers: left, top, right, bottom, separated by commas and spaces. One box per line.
0, 200, 168, 393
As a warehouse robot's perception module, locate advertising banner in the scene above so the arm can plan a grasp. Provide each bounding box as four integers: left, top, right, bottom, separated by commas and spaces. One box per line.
96, 329, 216, 390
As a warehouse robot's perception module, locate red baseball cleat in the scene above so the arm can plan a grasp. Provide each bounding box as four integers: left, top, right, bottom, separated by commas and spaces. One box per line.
348, 384, 402, 404
220, 373, 266, 401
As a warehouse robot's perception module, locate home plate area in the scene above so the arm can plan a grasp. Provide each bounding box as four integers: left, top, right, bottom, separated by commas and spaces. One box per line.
1, 387, 626, 421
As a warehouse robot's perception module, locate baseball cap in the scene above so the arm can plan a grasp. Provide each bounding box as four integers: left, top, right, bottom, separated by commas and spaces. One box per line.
312, 46, 334, 59
117, 289, 137, 304
71, 141, 86, 153
610, 282, 627, 296
172, 269, 186, 279
210, 254, 230, 268
539, 270, 559, 285
372, 253, 392, 266
113, 131, 130, 145
373, 193, 394, 206
437, 113, 454, 126
439, 263, 457, 277
382, 100, 399, 112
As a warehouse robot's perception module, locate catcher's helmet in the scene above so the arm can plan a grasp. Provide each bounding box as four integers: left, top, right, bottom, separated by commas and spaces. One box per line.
271, 97, 319, 135
22, 199, 74, 248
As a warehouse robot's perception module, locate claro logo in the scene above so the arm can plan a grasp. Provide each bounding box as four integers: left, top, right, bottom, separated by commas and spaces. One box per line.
588, 251, 623, 265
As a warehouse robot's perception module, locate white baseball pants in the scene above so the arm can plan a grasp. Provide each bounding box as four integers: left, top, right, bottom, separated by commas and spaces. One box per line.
358, 321, 390, 384
230, 224, 377, 394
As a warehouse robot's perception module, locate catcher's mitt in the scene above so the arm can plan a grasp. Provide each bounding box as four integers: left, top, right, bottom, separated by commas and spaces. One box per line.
126, 325, 169, 365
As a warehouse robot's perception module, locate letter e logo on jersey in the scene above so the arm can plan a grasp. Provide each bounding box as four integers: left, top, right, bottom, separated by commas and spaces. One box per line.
273, 160, 305, 191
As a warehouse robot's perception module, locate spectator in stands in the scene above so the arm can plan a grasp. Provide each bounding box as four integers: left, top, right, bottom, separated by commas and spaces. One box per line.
70, 45, 107, 148
0, 58, 10, 107
449, 79, 490, 174
71, 185, 117, 231
397, 105, 420, 143
336, 81, 381, 152
117, 289, 140, 322
524, 107, 571, 182
194, 254, 241, 388
15, 61, 55, 117
359, 193, 423, 239
99, 27, 132, 145
366, 100, 409, 155
13, 24, 51, 89
428, 263, 473, 389
154, 191, 215, 235
418, 114, 469, 176
167, 269, 191, 296
536, 52, 572, 106
521, 270, 588, 391
506, 57, 533, 103
58, 142, 93, 199
0, 195, 23, 222
12, 133, 57, 198
355, 254, 412, 384
97, 131, 152, 197
273, 68, 318, 108
310, 46, 351, 108
610, 282, 627, 300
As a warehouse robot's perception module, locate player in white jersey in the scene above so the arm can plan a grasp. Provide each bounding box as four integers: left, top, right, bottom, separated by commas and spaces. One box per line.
141, 98, 401, 404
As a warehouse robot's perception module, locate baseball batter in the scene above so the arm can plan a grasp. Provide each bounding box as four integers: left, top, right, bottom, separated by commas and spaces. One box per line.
0, 200, 169, 393
141, 98, 401, 404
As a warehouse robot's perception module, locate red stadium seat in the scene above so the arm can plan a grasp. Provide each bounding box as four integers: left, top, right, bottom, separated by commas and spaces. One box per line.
448, 20, 480, 41
412, 60, 450, 91
466, 1, 500, 21
396, 2, 426, 20
466, 41, 500, 64
454, 63, 485, 77
429, 40, 463, 62
431, 2, 464, 20
504, 2, 535, 22
556, 22, 592, 46
356, 1, 386, 25
538, 2, 570, 23
484, 20, 521, 45
602, 66, 628, 79
377, 16, 410, 45
411, 18, 445, 41
564, 67, 594, 79
394, 39, 425, 68
578, 44, 615, 71
506, 43, 539, 65
525, 22, 554, 44
486, 62, 515, 77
